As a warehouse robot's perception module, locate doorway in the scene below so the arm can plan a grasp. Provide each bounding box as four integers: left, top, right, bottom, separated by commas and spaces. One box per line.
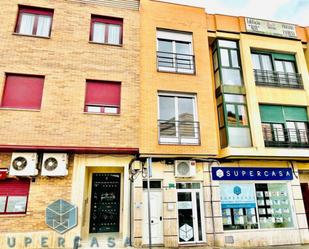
142, 180, 164, 245
89, 173, 121, 233
176, 182, 205, 243
301, 183, 309, 228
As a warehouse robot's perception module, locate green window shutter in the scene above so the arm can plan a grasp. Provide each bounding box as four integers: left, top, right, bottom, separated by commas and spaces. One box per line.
283, 106, 308, 121
259, 105, 284, 123
273, 53, 295, 61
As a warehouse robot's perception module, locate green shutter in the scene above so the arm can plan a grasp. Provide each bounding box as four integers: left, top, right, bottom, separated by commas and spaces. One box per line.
272, 53, 295, 61
283, 106, 308, 121
259, 105, 285, 123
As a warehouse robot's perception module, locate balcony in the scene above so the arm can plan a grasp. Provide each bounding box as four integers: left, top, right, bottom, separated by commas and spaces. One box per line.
254, 69, 303, 89
158, 120, 200, 145
157, 51, 195, 74
263, 127, 309, 148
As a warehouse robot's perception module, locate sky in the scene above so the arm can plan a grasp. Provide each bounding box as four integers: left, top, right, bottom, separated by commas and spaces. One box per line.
162, 0, 309, 26
204, 0, 309, 26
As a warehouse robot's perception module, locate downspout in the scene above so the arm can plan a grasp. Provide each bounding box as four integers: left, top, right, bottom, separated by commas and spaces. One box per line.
128, 155, 139, 247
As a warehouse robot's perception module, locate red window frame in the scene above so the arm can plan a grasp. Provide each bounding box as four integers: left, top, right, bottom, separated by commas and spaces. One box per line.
0, 73, 45, 110
85, 80, 121, 114
90, 15, 123, 45
0, 178, 30, 215
15, 5, 54, 37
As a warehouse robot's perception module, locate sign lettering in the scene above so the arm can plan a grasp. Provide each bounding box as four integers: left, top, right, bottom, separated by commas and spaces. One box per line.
212, 167, 293, 181
245, 17, 297, 39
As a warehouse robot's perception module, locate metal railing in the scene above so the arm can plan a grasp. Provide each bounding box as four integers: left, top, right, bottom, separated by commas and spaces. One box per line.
262, 127, 309, 148
254, 69, 303, 88
157, 51, 195, 74
158, 120, 200, 145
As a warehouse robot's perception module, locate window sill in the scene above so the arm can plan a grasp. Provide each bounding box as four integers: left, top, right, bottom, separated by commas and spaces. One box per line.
0, 107, 40, 112
0, 213, 27, 217
157, 69, 196, 76
88, 41, 123, 47
83, 112, 120, 116
12, 32, 51, 39
255, 84, 304, 90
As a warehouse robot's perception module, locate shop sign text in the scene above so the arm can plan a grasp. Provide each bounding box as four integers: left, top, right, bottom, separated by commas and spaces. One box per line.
212, 167, 293, 181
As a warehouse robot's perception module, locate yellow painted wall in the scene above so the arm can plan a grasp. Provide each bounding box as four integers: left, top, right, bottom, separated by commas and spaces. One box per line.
139, 0, 219, 156
305, 44, 309, 71
218, 33, 309, 158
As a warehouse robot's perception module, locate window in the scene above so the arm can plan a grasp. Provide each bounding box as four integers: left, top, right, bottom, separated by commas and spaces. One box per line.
157, 30, 194, 74
251, 51, 302, 88
212, 39, 243, 87
259, 105, 309, 147
85, 80, 121, 114
220, 182, 294, 230
0, 179, 30, 214
15, 6, 53, 37
256, 183, 294, 229
217, 94, 251, 148
1, 74, 44, 110
90, 15, 123, 45
220, 183, 258, 230
143, 180, 162, 189
158, 93, 199, 144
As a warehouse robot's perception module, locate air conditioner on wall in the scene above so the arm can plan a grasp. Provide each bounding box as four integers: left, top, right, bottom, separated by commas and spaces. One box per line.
41, 153, 68, 176
175, 160, 196, 177
9, 152, 38, 176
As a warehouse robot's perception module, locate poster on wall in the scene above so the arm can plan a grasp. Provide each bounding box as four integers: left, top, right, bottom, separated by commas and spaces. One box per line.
220, 183, 256, 209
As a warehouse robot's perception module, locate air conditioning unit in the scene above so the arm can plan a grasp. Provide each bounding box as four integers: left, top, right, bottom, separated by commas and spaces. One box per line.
41, 153, 68, 176
175, 160, 196, 177
9, 153, 38, 176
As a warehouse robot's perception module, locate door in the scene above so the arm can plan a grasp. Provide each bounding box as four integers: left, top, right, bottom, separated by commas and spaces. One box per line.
301, 183, 309, 228
177, 182, 205, 243
142, 190, 163, 245
89, 173, 121, 233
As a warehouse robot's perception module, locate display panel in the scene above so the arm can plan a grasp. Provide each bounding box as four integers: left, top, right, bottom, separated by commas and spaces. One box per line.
220, 183, 258, 230
255, 183, 293, 228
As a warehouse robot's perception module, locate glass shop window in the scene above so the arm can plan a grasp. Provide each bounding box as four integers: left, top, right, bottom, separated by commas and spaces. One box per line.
220, 182, 294, 230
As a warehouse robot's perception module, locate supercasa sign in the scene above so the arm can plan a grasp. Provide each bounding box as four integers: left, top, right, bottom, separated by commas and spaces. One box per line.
212, 167, 293, 181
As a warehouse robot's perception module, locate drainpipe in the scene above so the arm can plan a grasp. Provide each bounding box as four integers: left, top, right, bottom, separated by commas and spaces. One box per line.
128, 155, 138, 247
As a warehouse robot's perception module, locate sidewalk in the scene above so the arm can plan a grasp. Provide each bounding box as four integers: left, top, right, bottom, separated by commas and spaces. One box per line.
205, 246, 309, 249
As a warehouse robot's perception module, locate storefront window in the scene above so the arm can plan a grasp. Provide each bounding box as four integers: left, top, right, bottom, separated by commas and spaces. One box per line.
220, 183, 293, 230
256, 183, 294, 229
220, 183, 258, 230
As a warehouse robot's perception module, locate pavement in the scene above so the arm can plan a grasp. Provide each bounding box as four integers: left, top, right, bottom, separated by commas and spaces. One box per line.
208, 246, 309, 249
157, 246, 309, 249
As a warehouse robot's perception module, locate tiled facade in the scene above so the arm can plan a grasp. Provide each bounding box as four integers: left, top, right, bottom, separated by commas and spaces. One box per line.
0, 0, 309, 248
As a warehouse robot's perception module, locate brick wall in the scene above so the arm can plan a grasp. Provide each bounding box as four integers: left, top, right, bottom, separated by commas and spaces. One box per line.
0, 0, 140, 148
0, 153, 73, 232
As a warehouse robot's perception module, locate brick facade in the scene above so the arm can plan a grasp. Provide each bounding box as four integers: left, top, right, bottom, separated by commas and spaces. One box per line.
0, 0, 140, 148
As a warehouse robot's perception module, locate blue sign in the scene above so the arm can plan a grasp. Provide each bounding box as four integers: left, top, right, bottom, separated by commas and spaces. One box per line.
212, 167, 293, 181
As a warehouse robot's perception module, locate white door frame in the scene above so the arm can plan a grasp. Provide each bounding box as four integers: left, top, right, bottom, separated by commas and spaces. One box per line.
176, 183, 206, 244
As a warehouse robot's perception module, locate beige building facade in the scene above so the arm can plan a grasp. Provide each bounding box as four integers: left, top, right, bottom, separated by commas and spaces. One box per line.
1, 0, 309, 248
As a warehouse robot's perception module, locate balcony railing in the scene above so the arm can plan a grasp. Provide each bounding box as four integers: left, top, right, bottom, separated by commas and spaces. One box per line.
157, 51, 195, 74
263, 127, 309, 148
158, 120, 200, 145
254, 69, 303, 89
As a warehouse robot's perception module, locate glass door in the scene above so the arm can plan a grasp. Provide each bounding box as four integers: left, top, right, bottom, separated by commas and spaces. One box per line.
176, 183, 205, 243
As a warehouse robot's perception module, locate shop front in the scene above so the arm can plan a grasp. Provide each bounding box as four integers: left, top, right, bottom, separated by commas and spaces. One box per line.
211, 165, 309, 247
